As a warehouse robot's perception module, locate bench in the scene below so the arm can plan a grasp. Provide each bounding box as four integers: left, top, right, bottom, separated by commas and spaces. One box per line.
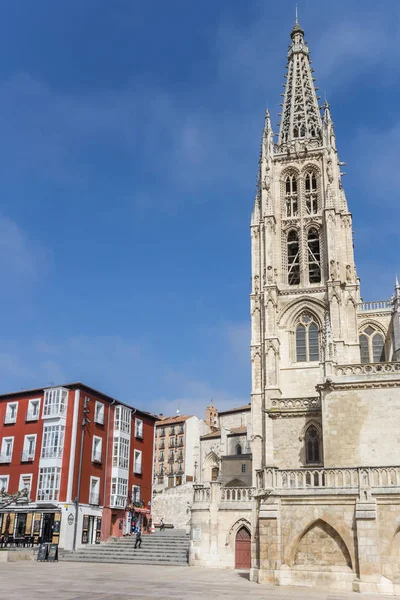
154, 523, 174, 529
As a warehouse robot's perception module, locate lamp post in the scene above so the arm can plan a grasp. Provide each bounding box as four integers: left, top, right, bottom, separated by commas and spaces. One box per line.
72, 396, 91, 551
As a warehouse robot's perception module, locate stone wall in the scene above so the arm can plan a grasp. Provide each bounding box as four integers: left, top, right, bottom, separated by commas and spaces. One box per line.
151, 483, 193, 532
271, 414, 321, 468
322, 386, 400, 467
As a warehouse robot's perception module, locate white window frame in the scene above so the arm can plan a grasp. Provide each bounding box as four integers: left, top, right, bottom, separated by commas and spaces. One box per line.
37, 466, 61, 501
43, 387, 68, 418
89, 476, 101, 505
134, 450, 142, 474
22, 434, 37, 461
1, 437, 14, 462
4, 402, 18, 424
114, 405, 131, 434
110, 477, 128, 508
92, 436, 103, 463
0, 475, 9, 493
19, 474, 33, 496
135, 418, 143, 438
41, 425, 65, 459
112, 437, 129, 469
94, 401, 105, 425
26, 398, 41, 421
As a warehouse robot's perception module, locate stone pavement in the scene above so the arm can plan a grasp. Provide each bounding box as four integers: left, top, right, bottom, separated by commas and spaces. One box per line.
0, 562, 391, 599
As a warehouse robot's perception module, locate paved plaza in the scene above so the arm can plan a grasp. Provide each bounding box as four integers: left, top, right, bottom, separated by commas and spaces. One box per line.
0, 562, 392, 599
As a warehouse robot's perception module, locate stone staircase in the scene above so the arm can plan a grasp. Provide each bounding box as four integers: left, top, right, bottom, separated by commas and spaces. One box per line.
60, 530, 189, 566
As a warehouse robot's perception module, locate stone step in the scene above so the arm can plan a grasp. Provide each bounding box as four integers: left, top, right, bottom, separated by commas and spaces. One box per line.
62, 554, 188, 565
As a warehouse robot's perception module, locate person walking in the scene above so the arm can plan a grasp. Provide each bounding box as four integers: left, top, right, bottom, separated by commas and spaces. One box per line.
134, 528, 142, 549
160, 518, 165, 532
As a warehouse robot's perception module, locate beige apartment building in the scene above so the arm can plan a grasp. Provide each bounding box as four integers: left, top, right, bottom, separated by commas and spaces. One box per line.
154, 414, 209, 490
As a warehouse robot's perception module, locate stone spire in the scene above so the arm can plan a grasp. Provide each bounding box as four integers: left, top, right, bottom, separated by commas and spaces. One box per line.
278, 19, 322, 147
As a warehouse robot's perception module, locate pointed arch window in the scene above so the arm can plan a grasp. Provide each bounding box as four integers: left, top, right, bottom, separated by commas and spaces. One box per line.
287, 230, 300, 285
305, 425, 321, 464
285, 174, 298, 217
305, 171, 318, 214
308, 228, 321, 283
296, 313, 319, 362
236, 444, 242, 456
359, 326, 385, 363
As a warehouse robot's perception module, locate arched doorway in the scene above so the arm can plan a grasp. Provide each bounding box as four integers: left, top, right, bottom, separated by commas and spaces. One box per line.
235, 526, 251, 569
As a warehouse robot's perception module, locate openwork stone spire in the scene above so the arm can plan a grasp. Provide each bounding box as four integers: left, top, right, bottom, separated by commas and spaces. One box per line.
278, 20, 322, 147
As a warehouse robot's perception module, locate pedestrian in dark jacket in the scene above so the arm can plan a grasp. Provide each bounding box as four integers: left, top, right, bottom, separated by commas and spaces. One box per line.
160, 518, 165, 532
134, 529, 142, 549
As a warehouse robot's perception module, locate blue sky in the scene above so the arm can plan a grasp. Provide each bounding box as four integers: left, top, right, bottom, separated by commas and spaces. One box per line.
0, 1, 399, 416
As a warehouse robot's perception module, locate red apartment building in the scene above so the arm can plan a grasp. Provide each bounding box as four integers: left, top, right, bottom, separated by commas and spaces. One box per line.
0, 383, 156, 550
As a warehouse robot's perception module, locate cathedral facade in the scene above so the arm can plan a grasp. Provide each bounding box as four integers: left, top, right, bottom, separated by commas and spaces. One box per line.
190, 19, 400, 595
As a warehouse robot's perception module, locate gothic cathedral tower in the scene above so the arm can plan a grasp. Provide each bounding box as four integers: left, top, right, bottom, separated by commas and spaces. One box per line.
250, 20, 361, 474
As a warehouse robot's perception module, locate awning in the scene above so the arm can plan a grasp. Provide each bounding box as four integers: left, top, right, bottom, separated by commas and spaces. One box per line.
133, 507, 150, 514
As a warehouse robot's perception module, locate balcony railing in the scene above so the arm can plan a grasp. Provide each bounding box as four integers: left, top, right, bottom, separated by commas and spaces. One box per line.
169, 442, 175, 448
159, 430, 165, 437
220, 487, 253, 501
133, 463, 142, 474
335, 362, 400, 377
193, 484, 253, 504
37, 490, 59, 501
3, 414, 16, 425
25, 409, 39, 422
89, 492, 100, 505
0, 453, 12, 464
92, 452, 103, 464
21, 451, 35, 462
257, 466, 400, 494
43, 404, 67, 418
110, 494, 126, 509
359, 300, 392, 312
157, 475, 164, 484
41, 448, 63, 459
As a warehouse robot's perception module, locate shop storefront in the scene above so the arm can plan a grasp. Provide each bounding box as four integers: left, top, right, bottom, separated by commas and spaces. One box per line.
0, 506, 61, 546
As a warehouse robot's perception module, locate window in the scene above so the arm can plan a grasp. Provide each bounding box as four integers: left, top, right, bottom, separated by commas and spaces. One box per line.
287, 230, 300, 285
285, 174, 298, 217
169, 450, 174, 460
22, 435, 36, 461
178, 436, 184, 447
89, 476, 100, 505
114, 406, 131, 434
169, 438, 175, 448
160, 464, 164, 475
26, 398, 40, 421
43, 388, 67, 417
111, 477, 128, 507
41, 425, 64, 459
169, 463, 174, 474
359, 326, 386, 364
241, 464, 246, 473
307, 228, 321, 283
236, 444, 242, 456
211, 467, 219, 481
170, 426, 175, 435
134, 450, 142, 474
4, 402, 18, 424
0, 437, 14, 462
19, 474, 32, 496
132, 484, 141, 504
92, 436, 103, 463
0, 475, 9, 492
305, 172, 318, 214
305, 426, 321, 464
159, 452, 164, 462
37, 466, 61, 501
296, 313, 319, 362
112, 437, 129, 469
179, 425, 184, 434
94, 402, 104, 425
160, 428, 166, 437
135, 418, 143, 438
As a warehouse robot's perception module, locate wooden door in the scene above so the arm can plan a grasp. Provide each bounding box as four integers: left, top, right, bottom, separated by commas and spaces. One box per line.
235, 526, 251, 569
